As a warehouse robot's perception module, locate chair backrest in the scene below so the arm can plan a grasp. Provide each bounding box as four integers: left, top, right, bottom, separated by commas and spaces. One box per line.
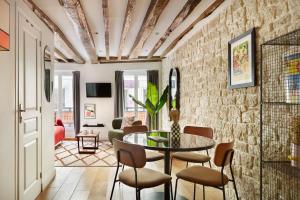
213, 141, 234, 167
123, 125, 148, 135
183, 126, 213, 139
113, 139, 146, 168
132, 120, 143, 126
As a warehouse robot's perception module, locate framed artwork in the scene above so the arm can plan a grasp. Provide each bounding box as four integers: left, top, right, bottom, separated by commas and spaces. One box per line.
84, 104, 96, 119
228, 28, 256, 89
284, 53, 300, 104
0, 0, 10, 51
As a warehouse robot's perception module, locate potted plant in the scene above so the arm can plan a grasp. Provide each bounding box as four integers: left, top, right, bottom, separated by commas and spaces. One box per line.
129, 82, 169, 130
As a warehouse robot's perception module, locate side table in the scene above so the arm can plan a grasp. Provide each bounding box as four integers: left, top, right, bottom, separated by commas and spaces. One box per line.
77, 131, 100, 154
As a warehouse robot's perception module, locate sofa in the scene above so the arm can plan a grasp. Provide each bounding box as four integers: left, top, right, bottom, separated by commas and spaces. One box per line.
54, 118, 65, 146
108, 118, 142, 144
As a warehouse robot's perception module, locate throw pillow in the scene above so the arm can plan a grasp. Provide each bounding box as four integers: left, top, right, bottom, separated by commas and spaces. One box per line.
121, 116, 135, 129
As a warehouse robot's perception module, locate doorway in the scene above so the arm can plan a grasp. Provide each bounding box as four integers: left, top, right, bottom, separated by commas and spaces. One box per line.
53, 71, 74, 138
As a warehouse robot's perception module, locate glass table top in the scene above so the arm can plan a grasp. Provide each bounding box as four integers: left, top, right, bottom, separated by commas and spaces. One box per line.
123, 131, 215, 151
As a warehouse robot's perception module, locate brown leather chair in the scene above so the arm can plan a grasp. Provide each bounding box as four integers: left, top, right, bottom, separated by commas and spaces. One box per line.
123, 125, 164, 162
171, 126, 213, 171
174, 141, 239, 200
110, 139, 172, 200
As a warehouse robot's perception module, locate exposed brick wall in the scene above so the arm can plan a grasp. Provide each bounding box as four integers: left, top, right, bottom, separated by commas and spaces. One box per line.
161, 0, 300, 199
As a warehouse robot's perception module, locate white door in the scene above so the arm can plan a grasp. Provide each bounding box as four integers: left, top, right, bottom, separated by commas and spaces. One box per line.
17, 12, 42, 200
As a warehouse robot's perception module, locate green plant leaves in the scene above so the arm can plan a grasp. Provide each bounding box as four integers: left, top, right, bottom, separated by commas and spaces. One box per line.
129, 83, 169, 120
147, 82, 159, 107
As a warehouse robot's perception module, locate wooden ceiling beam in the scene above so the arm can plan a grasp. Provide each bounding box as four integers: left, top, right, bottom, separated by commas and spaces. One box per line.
117, 0, 136, 60
59, 0, 98, 64
23, 0, 85, 64
147, 0, 201, 58
128, 0, 169, 59
98, 56, 162, 63
54, 48, 68, 63
102, 0, 110, 60
160, 0, 224, 57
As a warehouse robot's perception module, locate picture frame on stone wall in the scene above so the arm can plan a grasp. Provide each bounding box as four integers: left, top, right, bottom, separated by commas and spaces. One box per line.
228, 28, 256, 89
84, 104, 96, 119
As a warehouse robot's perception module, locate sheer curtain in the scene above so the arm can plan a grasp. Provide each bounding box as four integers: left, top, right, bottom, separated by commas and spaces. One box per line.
114, 71, 124, 118
147, 70, 159, 129
72, 71, 80, 135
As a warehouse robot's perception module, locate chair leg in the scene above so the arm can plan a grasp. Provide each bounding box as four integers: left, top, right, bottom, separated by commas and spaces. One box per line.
136, 188, 139, 200
230, 166, 239, 199
110, 166, 119, 200
170, 181, 173, 200
206, 150, 212, 168
122, 165, 125, 171
186, 162, 189, 168
203, 186, 205, 200
174, 178, 179, 200
193, 183, 196, 200
222, 186, 226, 200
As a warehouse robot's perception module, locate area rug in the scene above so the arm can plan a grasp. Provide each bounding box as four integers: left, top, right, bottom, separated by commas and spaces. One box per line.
55, 140, 117, 167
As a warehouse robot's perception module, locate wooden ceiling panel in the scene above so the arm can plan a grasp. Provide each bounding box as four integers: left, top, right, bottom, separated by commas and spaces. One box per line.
24, 0, 85, 64
102, 0, 109, 60
118, 0, 136, 60
59, 0, 98, 63
147, 0, 201, 58
128, 0, 169, 59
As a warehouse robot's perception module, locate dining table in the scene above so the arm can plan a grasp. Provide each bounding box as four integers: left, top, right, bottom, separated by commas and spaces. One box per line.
123, 130, 215, 200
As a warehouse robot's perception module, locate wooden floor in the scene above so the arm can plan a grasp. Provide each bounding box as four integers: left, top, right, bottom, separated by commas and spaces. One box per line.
37, 159, 222, 200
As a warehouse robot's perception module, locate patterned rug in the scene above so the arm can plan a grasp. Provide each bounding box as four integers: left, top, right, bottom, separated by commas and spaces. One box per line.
55, 140, 117, 167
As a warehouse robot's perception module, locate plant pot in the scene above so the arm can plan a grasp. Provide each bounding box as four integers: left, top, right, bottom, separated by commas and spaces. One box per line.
291, 143, 300, 168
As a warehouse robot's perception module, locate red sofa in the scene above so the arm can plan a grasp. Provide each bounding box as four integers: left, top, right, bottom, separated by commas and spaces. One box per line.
54, 118, 65, 145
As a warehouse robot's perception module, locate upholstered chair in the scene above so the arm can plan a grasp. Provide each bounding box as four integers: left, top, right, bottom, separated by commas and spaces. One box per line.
171, 126, 213, 172
123, 125, 164, 162
174, 141, 239, 200
110, 139, 172, 200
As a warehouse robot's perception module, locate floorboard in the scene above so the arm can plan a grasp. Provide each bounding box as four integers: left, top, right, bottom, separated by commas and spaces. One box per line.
37, 159, 223, 200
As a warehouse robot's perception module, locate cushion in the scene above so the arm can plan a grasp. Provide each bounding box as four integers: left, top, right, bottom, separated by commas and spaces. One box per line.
172, 152, 210, 163
176, 166, 229, 187
146, 151, 164, 162
119, 168, 171, 188
120, 116, 135, 129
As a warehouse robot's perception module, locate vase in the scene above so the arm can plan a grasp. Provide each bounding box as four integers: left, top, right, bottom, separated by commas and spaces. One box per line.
291, 143, 300, 168
171, 122, 180, 147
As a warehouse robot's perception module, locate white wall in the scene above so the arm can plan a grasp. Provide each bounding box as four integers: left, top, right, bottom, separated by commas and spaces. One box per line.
55, 62, 162, 139
0, 0, 16, 199
0, 0, 55, 198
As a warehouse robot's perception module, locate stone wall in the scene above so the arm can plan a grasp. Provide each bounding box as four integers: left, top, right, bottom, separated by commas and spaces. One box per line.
161, 0, 300, 199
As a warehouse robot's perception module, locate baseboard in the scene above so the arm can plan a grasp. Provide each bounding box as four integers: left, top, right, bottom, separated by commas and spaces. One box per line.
42, 169, 56, 190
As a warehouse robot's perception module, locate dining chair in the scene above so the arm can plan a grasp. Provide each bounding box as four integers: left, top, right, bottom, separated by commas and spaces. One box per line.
171, 126, 213, 173
110, 139, 172, 200
123, 125, 165, 162
174, 141, 239, 200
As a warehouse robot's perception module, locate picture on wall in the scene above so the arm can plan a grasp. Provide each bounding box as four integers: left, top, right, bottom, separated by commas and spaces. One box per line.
228, 28, 256, 89
84, 104, 96, 119
284, 53, 300, 104
0, 0, 10, 51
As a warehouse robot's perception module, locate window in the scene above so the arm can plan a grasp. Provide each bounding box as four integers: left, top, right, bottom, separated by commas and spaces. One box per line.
124, 71, 147, 124
53, 72, 74, 130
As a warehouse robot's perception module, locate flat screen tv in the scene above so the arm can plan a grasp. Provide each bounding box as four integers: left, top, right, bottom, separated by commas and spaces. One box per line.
86, 83, 112, 98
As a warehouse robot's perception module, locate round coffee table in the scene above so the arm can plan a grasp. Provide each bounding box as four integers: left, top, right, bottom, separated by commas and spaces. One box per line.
123, 131, 215, 200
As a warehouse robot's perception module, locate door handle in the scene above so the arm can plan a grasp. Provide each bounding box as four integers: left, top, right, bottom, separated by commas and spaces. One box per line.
18, 104, 26, 123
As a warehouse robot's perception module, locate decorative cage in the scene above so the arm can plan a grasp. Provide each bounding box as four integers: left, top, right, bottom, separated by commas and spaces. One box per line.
261, 29, 300, 200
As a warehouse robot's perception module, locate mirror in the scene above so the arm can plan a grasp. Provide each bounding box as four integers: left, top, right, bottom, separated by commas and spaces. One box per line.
44, 46, 53, 102
169, 67, 180, 110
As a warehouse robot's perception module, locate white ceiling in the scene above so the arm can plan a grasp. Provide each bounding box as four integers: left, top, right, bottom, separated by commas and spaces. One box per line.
32, 0, 215, 62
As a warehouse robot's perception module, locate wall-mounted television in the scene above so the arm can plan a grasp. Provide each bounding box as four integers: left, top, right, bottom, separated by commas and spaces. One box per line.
86, 83, 112, 98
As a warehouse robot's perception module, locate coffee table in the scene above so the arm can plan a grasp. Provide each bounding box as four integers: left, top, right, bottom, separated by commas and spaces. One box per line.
77, 131, 100, 154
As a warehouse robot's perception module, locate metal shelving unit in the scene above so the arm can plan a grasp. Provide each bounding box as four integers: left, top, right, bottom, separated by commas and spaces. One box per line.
261, 29, 300, 200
